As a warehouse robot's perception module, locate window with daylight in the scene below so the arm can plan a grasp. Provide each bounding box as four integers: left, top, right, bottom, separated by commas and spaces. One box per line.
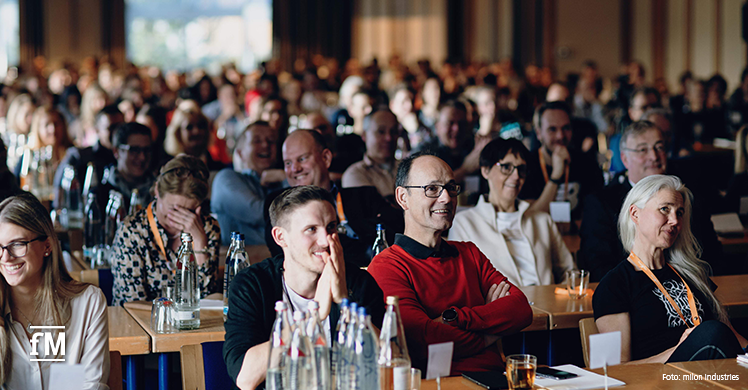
125, 0, 272, 72
0, 0, 19, 79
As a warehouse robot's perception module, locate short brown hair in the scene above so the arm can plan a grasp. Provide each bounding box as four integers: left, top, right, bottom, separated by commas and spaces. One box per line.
155, 154, 210, 201
269, 185, 335, 228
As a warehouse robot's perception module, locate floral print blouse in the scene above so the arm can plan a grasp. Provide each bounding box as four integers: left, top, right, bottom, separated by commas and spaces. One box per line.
111, 200, 220, 306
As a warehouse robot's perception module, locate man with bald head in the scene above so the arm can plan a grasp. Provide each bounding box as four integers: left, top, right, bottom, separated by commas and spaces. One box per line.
368, 151, 532, 375
342, 109, 400, 199
263, 129, 403, 266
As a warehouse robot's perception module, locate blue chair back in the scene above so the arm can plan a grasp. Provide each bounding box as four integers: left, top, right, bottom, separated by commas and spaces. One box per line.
202, 341, 235, 390
98, 268, 114, 306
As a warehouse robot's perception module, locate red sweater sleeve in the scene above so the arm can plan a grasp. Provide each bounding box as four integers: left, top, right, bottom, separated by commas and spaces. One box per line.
368, 249, 487, 361
450, 242, 534, 333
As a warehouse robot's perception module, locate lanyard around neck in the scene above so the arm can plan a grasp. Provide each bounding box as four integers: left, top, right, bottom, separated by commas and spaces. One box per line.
627, 252, 701, 328
538, 150, 570, 200
147, 202, 168, 262
336, 192, 347, 224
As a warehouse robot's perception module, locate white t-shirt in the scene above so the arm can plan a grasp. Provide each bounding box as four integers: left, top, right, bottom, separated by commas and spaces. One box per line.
283, 280, 332, 348
496, 211, 540, 286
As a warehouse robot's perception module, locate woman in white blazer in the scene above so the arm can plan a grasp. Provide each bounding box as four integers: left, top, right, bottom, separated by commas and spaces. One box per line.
449, 137, 574, 286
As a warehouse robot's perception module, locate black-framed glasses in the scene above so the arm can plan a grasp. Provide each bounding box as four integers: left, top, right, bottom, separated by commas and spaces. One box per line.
402, 183, 462, 198
496, 162, 527, 178
118, 145, 152, 156
621, 143, 667, 155
0, 236, 46, 258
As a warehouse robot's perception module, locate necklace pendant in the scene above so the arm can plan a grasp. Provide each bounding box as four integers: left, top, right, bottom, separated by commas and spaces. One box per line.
26, 323, 33, 334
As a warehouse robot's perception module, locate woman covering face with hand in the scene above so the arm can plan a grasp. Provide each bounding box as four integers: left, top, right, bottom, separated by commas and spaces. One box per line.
593, 175, 748, 364
111, 154, 220, 306
0, 193, 109, 389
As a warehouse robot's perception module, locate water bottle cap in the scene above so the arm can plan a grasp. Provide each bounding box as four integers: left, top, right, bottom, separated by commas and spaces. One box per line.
308, 300, 319, 310
274, 301, 287, 311
349, 302, 358, 312
237, 233, 245, 240
377, 223, 382, 229
293, 311, 304, 321
340, 298, 349, 307
386, 296, 399, 305
180, 232, 193, 241
357, 306, 366, 316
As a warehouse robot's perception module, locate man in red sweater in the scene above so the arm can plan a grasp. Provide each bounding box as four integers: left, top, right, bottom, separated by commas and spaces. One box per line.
367, 152, 533, 375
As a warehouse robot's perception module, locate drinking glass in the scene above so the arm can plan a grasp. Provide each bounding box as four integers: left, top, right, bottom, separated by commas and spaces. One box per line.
506, 354, 536, 390
566, 269, 590, 299
151, 298, 175, 334
410, 368, 421, 390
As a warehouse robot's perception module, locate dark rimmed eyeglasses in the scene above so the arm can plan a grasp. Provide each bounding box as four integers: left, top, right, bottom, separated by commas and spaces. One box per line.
621, 143, 667, 155
402, 183, 462, 198
0, 236, 47, 258
496, 162, 527, 178
118, 145, 152, 156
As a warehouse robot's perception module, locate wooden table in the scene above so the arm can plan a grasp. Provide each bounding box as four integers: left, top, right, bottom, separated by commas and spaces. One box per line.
124, 301, 225, 390
669, 359, 748, 389
588, 363, 728, 389
109, 306, 150, 390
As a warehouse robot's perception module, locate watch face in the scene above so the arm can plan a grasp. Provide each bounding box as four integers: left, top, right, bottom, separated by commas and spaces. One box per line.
443, 308, 457, 321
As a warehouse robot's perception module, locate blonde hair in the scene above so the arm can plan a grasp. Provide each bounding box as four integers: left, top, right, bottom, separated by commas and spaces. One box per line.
163, 104, 209, 157
735, 126, 748, 174
155, 154, 210, 202
0, 193, 89, 383
618, 175, 728, 322
5, 94, 34, 135
26, 107, 73, 163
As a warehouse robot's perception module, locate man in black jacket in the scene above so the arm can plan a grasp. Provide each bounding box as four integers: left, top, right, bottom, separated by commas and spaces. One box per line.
579, 120, 724, 282
264, 129, 404, 266
224, 186, 385, 390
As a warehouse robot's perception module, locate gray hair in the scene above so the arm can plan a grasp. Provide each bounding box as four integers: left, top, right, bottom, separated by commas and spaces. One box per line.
620, 120, 661, 149
618, 175, 727, 322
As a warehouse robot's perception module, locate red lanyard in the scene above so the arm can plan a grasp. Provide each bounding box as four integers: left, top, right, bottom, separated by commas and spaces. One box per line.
627, 252, 701, 328
336, 192, 347, 224
538, 150, 569, 200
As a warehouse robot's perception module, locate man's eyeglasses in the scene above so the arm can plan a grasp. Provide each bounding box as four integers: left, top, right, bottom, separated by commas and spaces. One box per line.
621, 143, 667, 155
496, 162, 527, 178
402, 183, 462, 198
118, 145, 152, 156
0, 236, 46, 258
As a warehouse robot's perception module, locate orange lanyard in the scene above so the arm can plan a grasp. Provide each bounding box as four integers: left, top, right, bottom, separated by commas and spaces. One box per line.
628, 252, 701, 328
538, 150, 569, 200
147, 202, 168, 262
336, 192, 347, 224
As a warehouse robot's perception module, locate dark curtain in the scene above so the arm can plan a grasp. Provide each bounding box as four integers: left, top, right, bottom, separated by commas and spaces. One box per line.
273, 0, 352, 72
20, 0, 45, 68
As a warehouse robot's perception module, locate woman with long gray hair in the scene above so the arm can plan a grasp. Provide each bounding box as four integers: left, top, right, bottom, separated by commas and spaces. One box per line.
593, 175, 747, 363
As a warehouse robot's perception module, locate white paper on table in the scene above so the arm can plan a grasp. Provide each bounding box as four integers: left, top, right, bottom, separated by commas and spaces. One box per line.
534, 364, 625, 390
200, 298, 224, 310
589, 331, 621, 369
740, 197, 748, 215
550, 201, 571, 222
49, 364, 85, 390
426, 342, 453, 379
710, 213, 744, 234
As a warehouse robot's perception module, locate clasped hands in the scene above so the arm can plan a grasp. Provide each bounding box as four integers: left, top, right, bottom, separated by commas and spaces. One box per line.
313, 232, 348, 320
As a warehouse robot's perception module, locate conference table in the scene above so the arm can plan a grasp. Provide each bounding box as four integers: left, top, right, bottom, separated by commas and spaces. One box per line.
108, 306, 150, 390
519, 274, 748, 331
420, 359, 748, 389
123, 299, 225, 390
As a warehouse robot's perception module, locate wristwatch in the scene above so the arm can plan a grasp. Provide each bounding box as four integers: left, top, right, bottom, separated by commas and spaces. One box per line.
442, 308, 458, 324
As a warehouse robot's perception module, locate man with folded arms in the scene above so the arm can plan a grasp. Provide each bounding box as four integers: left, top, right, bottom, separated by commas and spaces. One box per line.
367, 151, 533, 374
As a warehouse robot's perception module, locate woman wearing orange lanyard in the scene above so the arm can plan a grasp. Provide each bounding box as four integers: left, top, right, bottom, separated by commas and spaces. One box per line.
593, 175, 747, 363
110, 154, 220, 306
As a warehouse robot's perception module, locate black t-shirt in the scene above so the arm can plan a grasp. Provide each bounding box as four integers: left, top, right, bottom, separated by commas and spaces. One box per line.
592, 259, 718, 361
